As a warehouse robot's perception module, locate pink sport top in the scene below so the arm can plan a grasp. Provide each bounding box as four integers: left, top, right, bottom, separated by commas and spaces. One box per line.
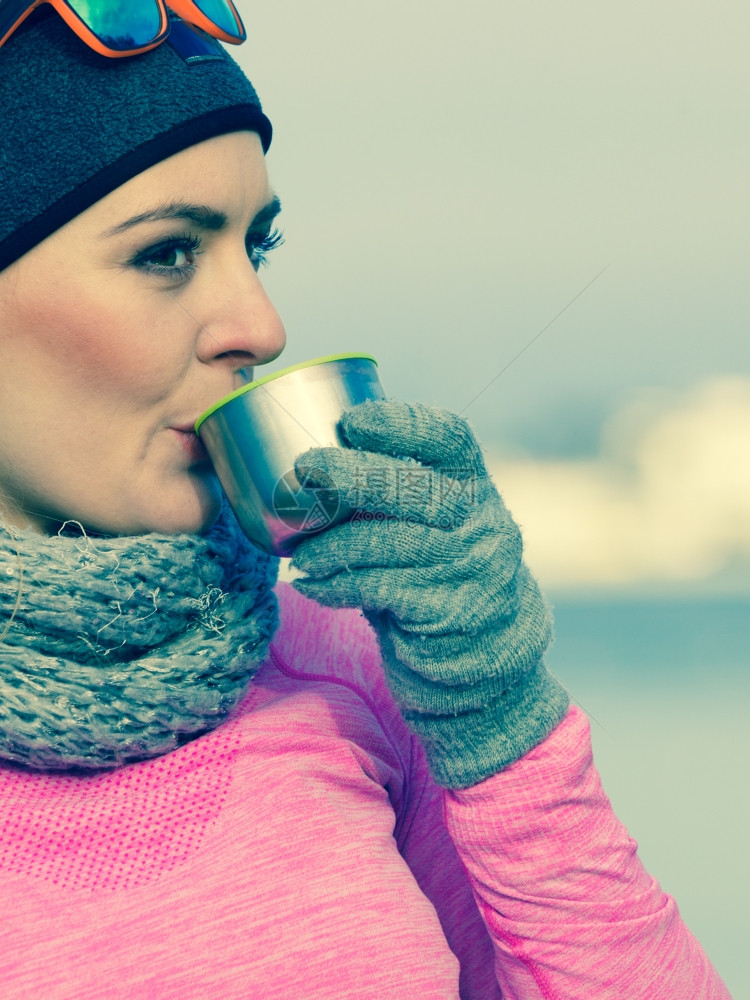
0, 583, 729, 998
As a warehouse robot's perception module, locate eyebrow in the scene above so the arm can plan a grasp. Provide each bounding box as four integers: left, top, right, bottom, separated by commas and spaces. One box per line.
100, 195, 282, 238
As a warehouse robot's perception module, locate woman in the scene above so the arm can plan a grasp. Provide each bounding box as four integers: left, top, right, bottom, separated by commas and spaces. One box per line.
0, 5, 730, 998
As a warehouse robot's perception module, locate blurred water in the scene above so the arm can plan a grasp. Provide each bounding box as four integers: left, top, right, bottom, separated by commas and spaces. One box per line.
546, 597, 749, 998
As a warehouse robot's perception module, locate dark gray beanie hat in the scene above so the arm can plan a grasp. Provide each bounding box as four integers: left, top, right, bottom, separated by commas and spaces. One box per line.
0, 9, 272, 271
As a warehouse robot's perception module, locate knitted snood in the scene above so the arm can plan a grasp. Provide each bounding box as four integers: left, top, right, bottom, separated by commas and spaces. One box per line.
0, 507, 278, 770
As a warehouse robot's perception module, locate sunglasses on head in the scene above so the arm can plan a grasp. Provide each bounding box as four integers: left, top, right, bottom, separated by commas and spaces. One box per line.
0, 0, 245, 58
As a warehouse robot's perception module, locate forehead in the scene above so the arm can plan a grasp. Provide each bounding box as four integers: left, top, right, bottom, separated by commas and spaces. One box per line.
84, 131, 271, 232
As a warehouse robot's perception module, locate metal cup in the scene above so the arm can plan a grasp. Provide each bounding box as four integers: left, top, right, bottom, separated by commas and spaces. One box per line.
195, 353, 385, 556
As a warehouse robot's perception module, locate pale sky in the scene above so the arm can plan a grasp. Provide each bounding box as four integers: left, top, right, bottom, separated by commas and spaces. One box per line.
238, 1, 750, 592
491, 376, 750, 594
235, 14, 747, 983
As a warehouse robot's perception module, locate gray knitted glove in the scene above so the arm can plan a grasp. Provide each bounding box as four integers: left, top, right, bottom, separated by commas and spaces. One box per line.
290, 400, 569, 788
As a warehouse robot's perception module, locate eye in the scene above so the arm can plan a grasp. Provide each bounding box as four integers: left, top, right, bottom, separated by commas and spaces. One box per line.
246, 226, 284, 271
131, 234, 203, 280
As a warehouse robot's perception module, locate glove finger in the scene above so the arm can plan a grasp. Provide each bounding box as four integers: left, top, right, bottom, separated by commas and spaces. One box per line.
290, 516, 462, 578
292, 533, 524, 630
295, 446, 477, 528
291, 563, 429, 614
294, 560, 522, 630
293, 562, 479, 622
340, 400, 486, 478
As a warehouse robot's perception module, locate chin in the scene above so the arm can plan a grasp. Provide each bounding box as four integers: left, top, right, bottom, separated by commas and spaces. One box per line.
78, 472, 226, 537
141, 475, 225, 536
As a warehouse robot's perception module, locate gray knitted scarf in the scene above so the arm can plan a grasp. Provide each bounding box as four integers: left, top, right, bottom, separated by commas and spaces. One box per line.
0, 507, 278, 771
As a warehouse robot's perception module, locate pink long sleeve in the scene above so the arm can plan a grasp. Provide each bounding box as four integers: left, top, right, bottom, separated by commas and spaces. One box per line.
439, 706, 730, 998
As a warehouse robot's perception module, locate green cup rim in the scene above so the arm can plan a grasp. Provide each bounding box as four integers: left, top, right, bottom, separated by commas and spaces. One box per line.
195, 352, 378, 433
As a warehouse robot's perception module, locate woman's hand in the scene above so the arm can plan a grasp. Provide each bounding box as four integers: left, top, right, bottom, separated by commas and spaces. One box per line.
290, 399, 569, 788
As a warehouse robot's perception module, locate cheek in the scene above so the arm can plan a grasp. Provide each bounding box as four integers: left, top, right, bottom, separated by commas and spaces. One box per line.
12, 285, 183, 405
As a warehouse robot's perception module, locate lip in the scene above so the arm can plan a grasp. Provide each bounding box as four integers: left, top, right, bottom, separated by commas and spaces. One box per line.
170, 426, 210, 462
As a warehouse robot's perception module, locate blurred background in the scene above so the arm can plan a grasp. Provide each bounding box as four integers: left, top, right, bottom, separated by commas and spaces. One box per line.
238, 2, 749, 992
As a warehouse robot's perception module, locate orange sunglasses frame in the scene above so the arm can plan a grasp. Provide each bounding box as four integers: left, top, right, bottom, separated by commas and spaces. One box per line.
0, 0, 245, 58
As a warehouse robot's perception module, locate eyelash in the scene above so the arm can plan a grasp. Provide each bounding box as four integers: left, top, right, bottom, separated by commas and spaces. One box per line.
247, 226, 284, 270
132, 226, 284, 281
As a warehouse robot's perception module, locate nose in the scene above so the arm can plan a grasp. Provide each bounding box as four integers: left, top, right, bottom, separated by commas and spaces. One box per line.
195, 258, 286, 371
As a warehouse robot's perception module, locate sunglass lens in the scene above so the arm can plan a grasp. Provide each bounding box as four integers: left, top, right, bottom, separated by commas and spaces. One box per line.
192, 0, 242, 39
66, 0, 164, 50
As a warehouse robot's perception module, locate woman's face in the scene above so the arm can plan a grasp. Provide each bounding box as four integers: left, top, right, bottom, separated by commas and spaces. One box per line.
0, 131, 286, 536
